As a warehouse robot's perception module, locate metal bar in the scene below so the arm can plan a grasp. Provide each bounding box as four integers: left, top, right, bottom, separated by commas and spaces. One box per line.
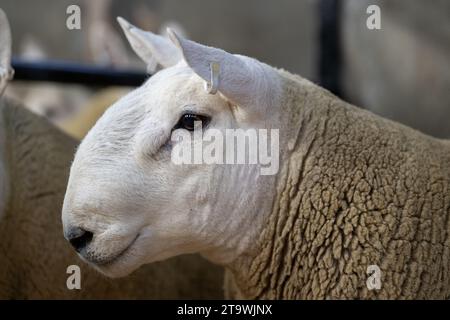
11, 58, 149, 87
319, 0, 342, 98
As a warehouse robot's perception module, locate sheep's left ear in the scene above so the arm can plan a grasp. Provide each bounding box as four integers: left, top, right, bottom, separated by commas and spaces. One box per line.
117, 17, 182, 73
167, 29, 279, 110
0, 8, 14, 96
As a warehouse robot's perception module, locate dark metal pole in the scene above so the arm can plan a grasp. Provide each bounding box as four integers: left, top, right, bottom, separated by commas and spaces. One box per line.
11, 58, 149, 87
319, 0, 342, 98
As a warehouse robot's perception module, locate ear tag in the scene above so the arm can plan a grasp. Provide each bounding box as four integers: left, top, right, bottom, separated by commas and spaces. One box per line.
204, 61, 220, 95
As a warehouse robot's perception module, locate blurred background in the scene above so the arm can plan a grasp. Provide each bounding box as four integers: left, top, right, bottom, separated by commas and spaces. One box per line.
0, 0, 449, 139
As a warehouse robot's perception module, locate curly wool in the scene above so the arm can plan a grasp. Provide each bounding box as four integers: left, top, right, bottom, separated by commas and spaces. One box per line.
0, 99, 224, 299
225, 70, 450, 299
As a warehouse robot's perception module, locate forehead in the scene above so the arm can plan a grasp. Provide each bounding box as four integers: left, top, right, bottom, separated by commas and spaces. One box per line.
109, 65, 222, 116
90, 66, 208, 129
75, 65, 227, 160
141, 65, 226, 112
144, 65, 203, 97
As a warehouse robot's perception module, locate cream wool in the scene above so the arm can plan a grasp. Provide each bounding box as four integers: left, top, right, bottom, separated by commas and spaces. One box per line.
225, 71, 450, 299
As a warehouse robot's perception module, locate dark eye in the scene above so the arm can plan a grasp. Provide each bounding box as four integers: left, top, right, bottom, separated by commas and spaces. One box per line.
175, 113, 210, 131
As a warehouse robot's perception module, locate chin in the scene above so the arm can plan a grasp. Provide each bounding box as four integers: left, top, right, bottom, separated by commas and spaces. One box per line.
93, 260, 141, 278
91, 248, 145, 278
84, 232, 190, 277
87, 239, 148, 278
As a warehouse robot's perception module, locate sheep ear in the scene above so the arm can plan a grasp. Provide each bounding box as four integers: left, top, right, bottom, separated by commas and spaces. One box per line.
167, 29, 277, 109
117, 17, 182, 73
0, 9, 13, 96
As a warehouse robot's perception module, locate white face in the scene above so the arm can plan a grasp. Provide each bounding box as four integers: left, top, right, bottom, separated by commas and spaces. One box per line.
62, 19, 282, 277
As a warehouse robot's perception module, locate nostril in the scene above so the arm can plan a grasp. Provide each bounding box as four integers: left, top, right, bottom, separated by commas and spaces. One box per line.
67, 228, 94, 252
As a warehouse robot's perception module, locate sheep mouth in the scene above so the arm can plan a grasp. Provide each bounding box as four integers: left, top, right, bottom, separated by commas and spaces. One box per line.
87, 233, 140, 267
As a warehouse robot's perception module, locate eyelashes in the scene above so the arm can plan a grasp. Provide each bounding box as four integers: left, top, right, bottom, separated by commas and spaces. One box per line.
173, 113, 211, 131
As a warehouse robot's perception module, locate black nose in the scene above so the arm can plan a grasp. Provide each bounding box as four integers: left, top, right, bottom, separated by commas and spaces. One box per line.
66, 227, 93, 252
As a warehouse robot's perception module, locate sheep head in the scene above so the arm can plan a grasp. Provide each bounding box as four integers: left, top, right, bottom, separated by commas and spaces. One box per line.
62, 18, 282, 277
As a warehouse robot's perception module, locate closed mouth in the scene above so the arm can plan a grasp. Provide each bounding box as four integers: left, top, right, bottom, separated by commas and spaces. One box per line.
88, 233, 140, 266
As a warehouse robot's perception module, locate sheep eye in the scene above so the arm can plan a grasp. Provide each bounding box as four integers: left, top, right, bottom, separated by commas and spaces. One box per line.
175, 113, 210, 131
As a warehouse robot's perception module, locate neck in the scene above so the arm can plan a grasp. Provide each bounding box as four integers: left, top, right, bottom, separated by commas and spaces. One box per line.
222, 72, 338, 298
199, 163, 278, 265
224, 71, 450, 299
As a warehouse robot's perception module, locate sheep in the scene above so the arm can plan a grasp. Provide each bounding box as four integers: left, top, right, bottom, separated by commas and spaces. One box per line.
0, 11, 223, 299
62, 18, 450, 299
